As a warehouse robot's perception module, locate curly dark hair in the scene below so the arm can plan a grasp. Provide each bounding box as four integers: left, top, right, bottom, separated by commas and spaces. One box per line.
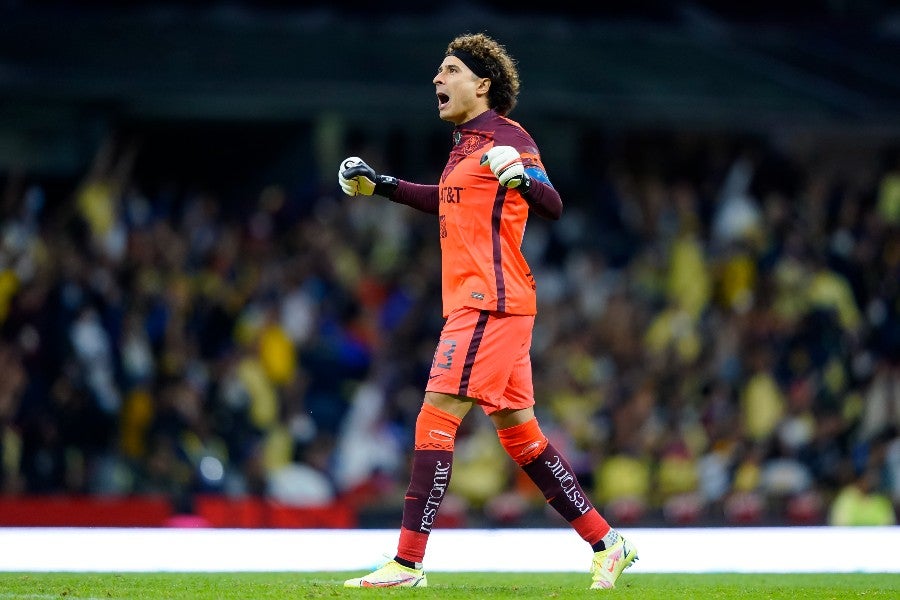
446, 32, 520, 116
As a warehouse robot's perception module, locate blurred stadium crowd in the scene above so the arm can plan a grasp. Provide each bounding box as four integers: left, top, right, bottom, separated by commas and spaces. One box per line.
0, 126, 898, 529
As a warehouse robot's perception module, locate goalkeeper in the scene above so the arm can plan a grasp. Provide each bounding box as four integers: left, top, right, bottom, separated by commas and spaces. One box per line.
338, 32, 638, 590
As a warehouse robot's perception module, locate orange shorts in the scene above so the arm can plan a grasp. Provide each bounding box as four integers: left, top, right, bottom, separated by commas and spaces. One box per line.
426, 307, 535, 415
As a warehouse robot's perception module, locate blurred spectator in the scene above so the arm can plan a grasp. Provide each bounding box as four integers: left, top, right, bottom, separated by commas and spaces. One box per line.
828, 467, 897, 527
0, 126, 897, 529
0, 343, 26, 493
877, 152, 900, 226
856, 360, 900, 444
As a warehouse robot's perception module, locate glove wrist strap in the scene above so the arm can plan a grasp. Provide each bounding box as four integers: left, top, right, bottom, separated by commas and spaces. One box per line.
518, 173, 533, 198
374, 175, 399, 198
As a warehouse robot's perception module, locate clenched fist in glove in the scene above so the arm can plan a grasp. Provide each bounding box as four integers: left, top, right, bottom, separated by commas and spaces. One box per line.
338, 157, 398, 197
480, 145, 527, 189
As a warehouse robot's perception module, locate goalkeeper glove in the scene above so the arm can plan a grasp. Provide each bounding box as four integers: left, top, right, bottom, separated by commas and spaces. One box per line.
338, 156, 398, 197
480, 145, 527, 189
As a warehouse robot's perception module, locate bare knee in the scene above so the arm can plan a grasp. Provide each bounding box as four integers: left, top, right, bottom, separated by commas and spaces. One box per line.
424, 391, 472, 420
489, 406, 535, 430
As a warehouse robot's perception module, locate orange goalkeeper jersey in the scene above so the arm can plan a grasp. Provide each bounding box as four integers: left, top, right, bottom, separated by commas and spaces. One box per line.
437, 110, 547, 317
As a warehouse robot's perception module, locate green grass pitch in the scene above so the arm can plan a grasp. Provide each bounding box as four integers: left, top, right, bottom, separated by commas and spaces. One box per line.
0, 572, 898, 599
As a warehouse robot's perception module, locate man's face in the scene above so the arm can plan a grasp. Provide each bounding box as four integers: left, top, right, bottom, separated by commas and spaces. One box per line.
433, 56, 489, 125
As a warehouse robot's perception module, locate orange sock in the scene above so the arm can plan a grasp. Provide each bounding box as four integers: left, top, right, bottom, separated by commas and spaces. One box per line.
396, 403, 462, 564
501, 418, 610, 547
413, 402, 462, 451
497, 418, 548, 465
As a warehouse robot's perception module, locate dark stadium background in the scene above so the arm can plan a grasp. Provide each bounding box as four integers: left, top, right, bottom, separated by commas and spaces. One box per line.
0, 1, 897, 529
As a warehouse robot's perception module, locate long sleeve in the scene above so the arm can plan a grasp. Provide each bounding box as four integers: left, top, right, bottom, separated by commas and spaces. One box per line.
521, 178, 562, 221
391, 181, 440, 215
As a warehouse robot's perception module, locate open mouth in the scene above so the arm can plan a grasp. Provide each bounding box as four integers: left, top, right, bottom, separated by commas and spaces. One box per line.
437, 92, 450, 110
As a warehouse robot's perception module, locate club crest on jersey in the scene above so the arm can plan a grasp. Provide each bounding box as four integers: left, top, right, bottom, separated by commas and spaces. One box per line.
470, 291, 485, 301
441, 133, 489, 182
459, 135, 483, 156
